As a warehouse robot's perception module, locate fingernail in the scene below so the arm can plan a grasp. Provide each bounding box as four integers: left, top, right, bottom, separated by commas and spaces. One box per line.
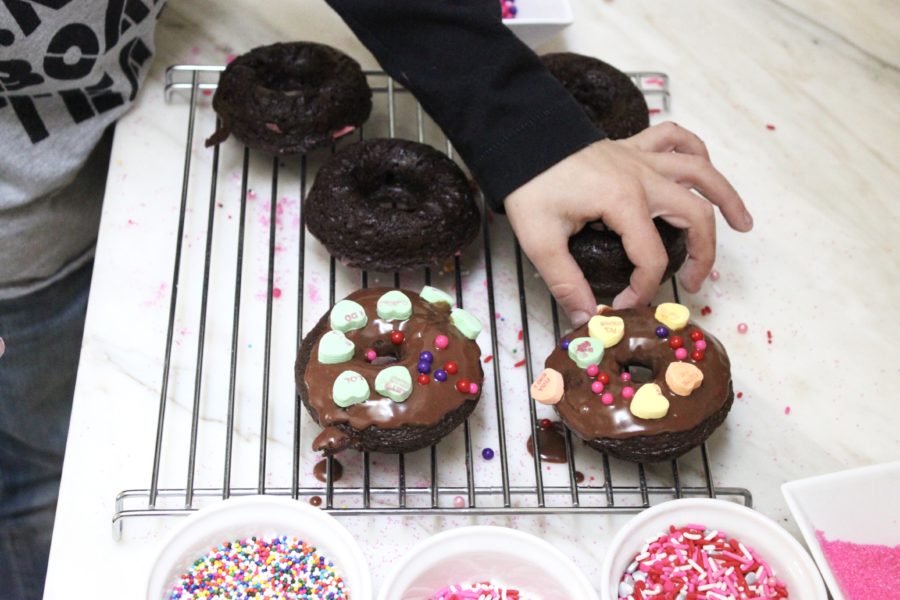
743, 210, 754, 230
570, 311, 590, 328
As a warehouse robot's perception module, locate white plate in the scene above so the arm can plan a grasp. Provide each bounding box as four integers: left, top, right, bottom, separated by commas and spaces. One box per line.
377, 525, 599, 600
782, 461, 900, 600
504, 0, 573, 48
599, 498, 826, 599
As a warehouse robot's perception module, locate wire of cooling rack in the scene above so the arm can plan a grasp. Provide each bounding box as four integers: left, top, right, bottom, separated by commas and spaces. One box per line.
113, 65, 750, 538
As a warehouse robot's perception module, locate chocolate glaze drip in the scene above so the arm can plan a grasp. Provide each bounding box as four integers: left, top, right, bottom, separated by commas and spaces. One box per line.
546, 307, 731, 441
526, 422, 569, 464
313, 458, 344, 483
298, 288, 483, 452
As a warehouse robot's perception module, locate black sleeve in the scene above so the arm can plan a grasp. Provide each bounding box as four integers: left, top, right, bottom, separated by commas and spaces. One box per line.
324, 0, 605, 211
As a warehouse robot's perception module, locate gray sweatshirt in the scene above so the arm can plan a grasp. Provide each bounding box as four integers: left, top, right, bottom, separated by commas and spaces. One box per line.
0, 0, 162, 299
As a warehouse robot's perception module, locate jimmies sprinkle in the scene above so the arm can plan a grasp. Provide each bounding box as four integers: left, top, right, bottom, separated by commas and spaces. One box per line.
168, 535, 348, 599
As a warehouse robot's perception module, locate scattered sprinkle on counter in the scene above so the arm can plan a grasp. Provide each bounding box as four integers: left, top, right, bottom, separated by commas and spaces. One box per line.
169, 535, 348, 599
618, 525, 788, 599
433, 581, 531, 599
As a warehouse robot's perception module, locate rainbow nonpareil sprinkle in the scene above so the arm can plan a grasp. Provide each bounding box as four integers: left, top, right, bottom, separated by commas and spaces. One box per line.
433, 581, 531, 599
618, 525, 788, 599
169, 535, 349, 599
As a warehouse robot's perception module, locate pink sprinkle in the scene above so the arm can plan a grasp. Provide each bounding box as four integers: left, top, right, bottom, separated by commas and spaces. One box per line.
709, 269, 720, 281
784, 405, 791, 415
331, 125, 356, 139
586, 364, 599, 377
434, 334, 449, 350
364, 349, 376, 362
225, 54, 237, 64
468, 382, 479, 395
674, 347, 688, 360
645, 77, 666, 87
766, 124, 776, 130
265, 122, 283, 134
648, 108, 662, 115
591, 381, 604, 394
272, 287, 282, 299
202, 89, 212, 96
452, 496, 466, 508
621, 386, 635, 400
620, 372, 631, 382
737, 322, 748, 334
694, 340, 707, 351
601, 393, 614, 405
816, 530, 900, 599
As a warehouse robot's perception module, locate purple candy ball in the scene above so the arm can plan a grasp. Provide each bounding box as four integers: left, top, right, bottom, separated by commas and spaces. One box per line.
655, 326, 669, 339
482, 448, 495, 460
560, 339, 570, 350
419, 351, 434, 363
417, 361, 431, 374
434, 369, 448, 382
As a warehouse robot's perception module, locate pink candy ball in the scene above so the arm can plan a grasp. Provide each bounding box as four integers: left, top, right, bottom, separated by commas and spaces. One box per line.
365, 349, 377, 362
737, 323, 748, 334
586, 364, 599, 377
694, 340, 707, 351
601, 393, 614, 406
453, 495, 466, 508
709, 269, 720, 281
434, 334, 450, 349
622, 386, 635, 400
620, 372, 631, 382
674, 347, 688, 360
591, 381, 604, 394
468, 382, 479, 395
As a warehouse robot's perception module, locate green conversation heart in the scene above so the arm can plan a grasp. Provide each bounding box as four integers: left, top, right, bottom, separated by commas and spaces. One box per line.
332, 370, 370, 408
374, 365, 413, 403
450, 307, 482, 340
567, 336, 604, 369
376, 290, 413, 321
330, 299, 368, 332
420, 285, 455, 307
317, 330, 355, 365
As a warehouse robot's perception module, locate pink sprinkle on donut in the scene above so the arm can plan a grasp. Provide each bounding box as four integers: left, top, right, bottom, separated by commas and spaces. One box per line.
694, 340, 707, 351
591, 381, 604, 394
468, 382, 479, 395
674, 347, 688, 360
601, 393, 614, 406
434, 334, 449, 350
621, 386, 635, 400
365, 349, 376, 362
586, 364, 599, 377
620, 372, 631, 382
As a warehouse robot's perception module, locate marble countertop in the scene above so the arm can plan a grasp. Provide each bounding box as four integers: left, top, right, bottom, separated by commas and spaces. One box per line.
44, 0, 899, 598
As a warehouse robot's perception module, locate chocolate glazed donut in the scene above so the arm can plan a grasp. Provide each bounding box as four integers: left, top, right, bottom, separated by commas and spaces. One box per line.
296, 287, 484, 455
542, 52, 687, 299
541, 305, 733, 463
206, 42, 372, 155
304, 139, 481, 272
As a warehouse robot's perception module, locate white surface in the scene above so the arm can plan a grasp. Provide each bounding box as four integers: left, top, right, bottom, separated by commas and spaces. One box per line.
598, 498, 826, 599
782, 461, 900, 600
504, 0, 573, 48
44, 1, 900, 599
377, 526, 599, 600
146, 496, 371, 599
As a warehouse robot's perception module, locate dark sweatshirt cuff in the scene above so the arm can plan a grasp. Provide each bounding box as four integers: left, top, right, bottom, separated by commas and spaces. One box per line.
470, 97, 605, 212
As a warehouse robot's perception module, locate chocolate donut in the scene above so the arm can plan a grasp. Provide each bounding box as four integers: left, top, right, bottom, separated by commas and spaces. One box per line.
542, 52, 688, 299
542, 52, 649, 140
304, 139, 481, 271
532, 303, 733, 463
207, 42, 372, 155
296, 286, 484, 454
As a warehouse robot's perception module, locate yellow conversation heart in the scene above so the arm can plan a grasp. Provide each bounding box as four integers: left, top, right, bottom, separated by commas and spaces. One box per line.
588, 315, 625, 348
629, 383, 670, 419
655, 303, 690, 331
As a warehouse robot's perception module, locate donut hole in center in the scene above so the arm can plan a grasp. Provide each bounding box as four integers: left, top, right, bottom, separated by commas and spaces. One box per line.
370, 338, 402, 365
362, 170, 421, 213
622, 363, 654, 384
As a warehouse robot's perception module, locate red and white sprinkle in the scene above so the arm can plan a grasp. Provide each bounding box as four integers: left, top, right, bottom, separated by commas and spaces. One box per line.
433, 581, 530, 599
618, 525, 789, 599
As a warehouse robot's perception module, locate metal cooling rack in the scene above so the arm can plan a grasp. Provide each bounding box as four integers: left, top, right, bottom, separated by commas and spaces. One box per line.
112, 65, 750, 538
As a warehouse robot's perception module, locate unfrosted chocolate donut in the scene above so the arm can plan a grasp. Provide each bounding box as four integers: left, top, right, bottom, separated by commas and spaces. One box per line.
206, 42, 372, 155
536, 304, 733, 463
542, 52, 687, 298
305, 139, 481, 271
542, 52, 649, 140
296, 287, 484, 455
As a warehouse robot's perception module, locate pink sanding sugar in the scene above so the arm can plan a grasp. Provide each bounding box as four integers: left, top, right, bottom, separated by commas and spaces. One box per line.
816, 530, 900, 599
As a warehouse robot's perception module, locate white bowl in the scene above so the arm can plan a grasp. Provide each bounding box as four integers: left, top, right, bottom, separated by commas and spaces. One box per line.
377, 525, 599, 600
504, 0, 573, 48
599, 499, 826, 599
783, 461, 900, 600
145, 496, 371, 599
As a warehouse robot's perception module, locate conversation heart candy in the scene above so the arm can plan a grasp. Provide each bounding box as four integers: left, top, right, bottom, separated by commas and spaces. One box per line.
377, 290, 413, 321
330, 299, 368, 332
450, 307, 482, 340
332, 370, 370, 407
375, 365, 413, 403
420, 285, 455, 307
655, 302, 690, 331
317, 330, 355, 365
665, 362, 704, 397
588, 315, 625, 348
531, 368, 564, 405
567, 337, 604, 369
629, 383, 670, 419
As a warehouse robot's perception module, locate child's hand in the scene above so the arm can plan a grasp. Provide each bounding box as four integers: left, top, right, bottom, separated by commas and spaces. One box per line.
505, 122, 753, 327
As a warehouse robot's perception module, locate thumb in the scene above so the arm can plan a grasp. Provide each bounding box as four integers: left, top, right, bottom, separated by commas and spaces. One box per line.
523, 238, 596, 328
